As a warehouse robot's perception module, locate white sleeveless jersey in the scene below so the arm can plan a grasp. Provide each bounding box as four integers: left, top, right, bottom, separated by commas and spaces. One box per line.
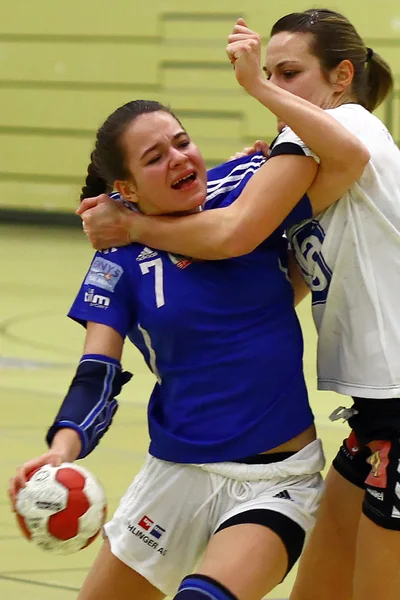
279, 104, 400, 398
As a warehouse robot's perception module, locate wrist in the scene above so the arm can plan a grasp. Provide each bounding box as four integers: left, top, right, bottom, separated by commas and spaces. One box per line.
243, 74, 266, 98
127, 212, 152, 244
50, 428, 82, 462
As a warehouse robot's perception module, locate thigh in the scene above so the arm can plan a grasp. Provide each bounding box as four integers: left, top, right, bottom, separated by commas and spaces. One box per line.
78, 538, 165, 600
196, 522, 288, 600
290, 465, 364, 600
353, 514, 400, 600
104, 456, 213, 596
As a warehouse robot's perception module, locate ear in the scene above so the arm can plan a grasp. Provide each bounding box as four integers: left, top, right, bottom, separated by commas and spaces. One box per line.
330, 59, 354, 92
114, 180, 138, 203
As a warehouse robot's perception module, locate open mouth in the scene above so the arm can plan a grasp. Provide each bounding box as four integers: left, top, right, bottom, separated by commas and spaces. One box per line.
171, 173, 197, 190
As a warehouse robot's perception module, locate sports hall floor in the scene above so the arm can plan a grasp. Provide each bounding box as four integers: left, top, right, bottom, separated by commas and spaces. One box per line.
0, 222, 349, 599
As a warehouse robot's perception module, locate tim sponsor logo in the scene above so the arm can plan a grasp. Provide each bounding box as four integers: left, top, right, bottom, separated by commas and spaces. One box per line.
84, 289, 110, 308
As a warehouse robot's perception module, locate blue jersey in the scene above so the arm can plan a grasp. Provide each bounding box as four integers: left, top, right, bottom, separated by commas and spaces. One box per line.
69, 153, 314, 463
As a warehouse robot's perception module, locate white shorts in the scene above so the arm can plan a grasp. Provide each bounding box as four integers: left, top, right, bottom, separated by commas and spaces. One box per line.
104, 439, 325, 596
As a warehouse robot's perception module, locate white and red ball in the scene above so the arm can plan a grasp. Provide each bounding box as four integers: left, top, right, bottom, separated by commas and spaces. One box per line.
15, 463, 107, 554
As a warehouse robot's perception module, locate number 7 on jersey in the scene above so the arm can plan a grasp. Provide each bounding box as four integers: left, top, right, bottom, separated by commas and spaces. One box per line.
139, 258, 165, 308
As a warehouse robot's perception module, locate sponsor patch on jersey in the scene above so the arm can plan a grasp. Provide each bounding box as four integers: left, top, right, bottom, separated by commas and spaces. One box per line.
84, 258, 123, 292
84, 288, 110, 308
138, 515, 154, 530
168, 252, 193, 269
136, 247, 158, 261
150, 524, 166, 539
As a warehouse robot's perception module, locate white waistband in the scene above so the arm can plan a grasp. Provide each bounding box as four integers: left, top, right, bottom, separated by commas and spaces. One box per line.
194, 439, 325, 481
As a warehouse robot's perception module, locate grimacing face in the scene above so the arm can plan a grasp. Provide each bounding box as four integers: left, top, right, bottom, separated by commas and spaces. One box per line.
264, 31, 353, 130
115, 111, 208, 216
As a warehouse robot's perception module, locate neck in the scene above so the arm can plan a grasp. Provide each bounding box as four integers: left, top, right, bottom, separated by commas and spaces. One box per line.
322, 92, 358, 110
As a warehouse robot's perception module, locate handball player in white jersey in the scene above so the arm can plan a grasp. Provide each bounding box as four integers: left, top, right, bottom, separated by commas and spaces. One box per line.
79, 9, 400, 600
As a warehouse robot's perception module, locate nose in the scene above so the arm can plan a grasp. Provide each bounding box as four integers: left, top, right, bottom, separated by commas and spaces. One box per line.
169, 146, 187, 167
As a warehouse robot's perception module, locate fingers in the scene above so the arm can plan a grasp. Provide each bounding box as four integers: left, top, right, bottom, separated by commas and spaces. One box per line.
236, 17, 248, 27
254, 140, 271, 156
228, 30, 261, 42
233, 19, 252, 34
228, 140, 270, 162
76, 194, 109, 215
8, 453, 63, 511
226, 39, 258, 65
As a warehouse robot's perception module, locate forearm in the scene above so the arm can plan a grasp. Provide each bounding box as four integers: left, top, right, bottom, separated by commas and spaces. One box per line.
50, 428, 82, 462
134, 155, 317, 260
134, 206, 242, 260
247, 78, 369, 168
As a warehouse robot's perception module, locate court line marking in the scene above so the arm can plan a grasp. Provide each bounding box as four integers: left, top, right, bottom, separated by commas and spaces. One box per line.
0, 567, 88, 574
0, 573, 79, 592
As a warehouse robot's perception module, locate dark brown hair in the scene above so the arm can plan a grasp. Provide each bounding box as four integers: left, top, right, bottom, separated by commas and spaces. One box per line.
81, 100, 181, 200
270, 8, 393, 112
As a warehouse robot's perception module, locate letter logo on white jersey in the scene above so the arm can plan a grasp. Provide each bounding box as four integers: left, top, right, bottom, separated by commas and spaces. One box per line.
290, 220, 332, 305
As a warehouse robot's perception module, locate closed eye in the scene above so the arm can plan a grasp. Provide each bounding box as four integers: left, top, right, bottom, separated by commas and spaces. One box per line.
282, 71, 299, 79
147, 155, 161, 165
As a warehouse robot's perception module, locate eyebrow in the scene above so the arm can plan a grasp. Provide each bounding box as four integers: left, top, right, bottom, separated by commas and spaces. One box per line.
263, 59, 301, 72
140, 131, 187, 160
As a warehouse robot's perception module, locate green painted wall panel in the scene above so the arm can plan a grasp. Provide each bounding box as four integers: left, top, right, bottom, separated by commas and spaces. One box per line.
0, 1, 161, 37
0, 42, 159, 84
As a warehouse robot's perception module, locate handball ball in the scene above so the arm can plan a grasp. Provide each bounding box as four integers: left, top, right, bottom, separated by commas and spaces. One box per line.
15, 462, 107, 555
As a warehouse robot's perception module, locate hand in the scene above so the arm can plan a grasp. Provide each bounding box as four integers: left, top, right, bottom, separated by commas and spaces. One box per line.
226, 18, 263, 92
8, 450, 64, 511
228, 139, 270, 161
77, 195, 135, 249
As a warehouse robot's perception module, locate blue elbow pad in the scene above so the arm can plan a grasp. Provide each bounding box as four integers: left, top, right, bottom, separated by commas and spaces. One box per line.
46, 354, 132, 458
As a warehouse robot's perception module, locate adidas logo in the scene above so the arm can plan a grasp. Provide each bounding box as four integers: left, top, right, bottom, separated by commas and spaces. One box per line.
273, 490, 292, 501
136, 247, 158, 261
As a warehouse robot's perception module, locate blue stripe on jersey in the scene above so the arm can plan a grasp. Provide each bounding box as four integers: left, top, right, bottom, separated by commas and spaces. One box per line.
68, 154, 313, 463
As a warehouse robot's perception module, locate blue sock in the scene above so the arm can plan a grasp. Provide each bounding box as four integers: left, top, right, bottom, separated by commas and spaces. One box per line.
174, 574, 238, 600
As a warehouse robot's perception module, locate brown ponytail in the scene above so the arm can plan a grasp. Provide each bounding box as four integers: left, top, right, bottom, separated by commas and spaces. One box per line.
365, 50, 393, 112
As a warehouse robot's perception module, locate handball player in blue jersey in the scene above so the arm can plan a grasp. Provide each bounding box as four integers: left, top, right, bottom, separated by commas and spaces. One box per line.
9, 33, 368, 600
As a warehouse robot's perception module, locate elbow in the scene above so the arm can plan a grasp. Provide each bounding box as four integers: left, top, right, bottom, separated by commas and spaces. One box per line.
343, 140, 370, 179
327, 140, 370, 183
352, 141, 370, 177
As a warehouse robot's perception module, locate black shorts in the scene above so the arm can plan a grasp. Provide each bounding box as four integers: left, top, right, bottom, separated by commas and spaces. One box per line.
333, 397, 400, 530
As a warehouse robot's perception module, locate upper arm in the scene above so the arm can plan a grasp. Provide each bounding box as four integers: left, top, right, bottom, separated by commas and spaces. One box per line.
226, 154, 318, 255
83, 322, 124, 361
68, 248, 137, 339
279, 109, 369, 215
307, 156, 368, 216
